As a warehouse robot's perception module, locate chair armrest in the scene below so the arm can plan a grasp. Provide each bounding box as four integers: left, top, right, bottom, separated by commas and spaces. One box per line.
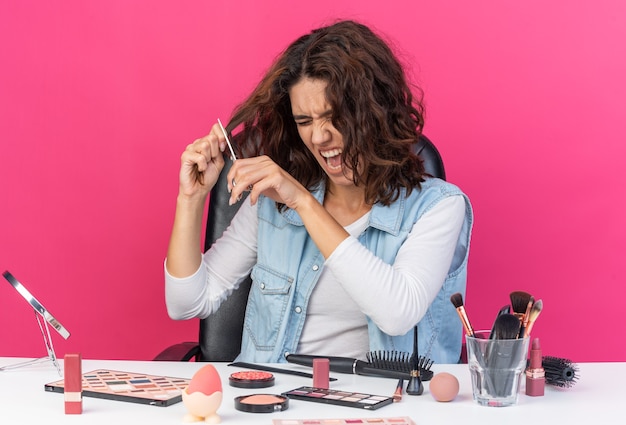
153, 342, 200, 362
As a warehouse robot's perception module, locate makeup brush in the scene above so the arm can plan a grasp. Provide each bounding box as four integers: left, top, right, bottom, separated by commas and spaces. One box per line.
492, 313, 521, 340
509, 290, 533, 323
405, 326, 423, 395
393, 378, 404, 402
450, 292, 475, 337
490, 313, 523, 397
518, 296, 535, 338
489, 305, 512, 339
524, 299, 543, 337
542, 356, 579, 388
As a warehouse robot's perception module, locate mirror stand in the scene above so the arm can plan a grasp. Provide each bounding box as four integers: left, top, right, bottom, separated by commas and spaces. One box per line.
0, 310, 63, 376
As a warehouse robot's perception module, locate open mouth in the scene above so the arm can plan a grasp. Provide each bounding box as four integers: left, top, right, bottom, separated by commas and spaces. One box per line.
321, 148, 343, 171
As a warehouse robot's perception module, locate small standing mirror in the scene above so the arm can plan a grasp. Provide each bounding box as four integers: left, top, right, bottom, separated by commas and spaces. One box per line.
1, 270, 70, 375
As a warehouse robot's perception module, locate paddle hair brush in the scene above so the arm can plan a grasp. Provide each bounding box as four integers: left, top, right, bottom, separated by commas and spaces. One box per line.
366, 350, 434, 381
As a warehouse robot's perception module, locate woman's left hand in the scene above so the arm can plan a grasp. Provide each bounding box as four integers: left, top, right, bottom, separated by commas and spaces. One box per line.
226, 155, 310, 209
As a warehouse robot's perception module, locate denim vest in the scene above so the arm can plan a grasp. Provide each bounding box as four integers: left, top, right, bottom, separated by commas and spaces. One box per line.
236, 177, 473, 364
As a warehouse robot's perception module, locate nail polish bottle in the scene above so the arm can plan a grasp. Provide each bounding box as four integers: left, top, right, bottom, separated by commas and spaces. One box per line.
526, 338, 545, 396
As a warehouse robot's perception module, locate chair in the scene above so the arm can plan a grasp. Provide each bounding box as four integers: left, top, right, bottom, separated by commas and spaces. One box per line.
155, 134, 446, 362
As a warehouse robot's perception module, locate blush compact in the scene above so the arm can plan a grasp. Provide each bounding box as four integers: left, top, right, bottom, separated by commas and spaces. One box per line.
229, 371, 275, 388
234, 394, 289, 413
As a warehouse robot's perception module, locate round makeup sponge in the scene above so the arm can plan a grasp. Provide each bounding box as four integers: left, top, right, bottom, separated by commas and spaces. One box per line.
429, 372, 459, 402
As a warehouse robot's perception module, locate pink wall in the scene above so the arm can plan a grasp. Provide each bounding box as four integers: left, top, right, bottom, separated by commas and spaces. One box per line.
1, 1, 624, 362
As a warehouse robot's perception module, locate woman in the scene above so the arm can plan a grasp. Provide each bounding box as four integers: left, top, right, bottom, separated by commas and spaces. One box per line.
165, 20, 473, 363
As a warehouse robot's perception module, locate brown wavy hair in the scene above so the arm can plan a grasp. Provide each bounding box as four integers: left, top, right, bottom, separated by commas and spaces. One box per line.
227, 20, 426, 206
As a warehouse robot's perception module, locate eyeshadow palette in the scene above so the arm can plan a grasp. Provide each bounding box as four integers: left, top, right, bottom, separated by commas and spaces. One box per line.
44, 369, 190, 407
282, 386, 393, 410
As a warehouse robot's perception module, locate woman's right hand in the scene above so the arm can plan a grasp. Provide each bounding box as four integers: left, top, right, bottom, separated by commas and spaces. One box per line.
167, 123, 229, 278
179, 123, 229, 200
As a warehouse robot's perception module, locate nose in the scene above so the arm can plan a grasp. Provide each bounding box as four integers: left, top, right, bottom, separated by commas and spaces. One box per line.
311, 120, 331, 145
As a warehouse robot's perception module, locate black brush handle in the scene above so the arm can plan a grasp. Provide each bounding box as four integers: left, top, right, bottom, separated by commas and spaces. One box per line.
405, 325, 424, 395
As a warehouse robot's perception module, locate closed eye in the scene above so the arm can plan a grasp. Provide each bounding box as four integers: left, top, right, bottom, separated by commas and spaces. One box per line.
294, 118, 312, 127
293, 110, 333, 127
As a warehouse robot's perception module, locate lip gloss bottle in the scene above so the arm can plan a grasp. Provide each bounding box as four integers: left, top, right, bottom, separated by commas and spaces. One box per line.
526, 338, 545, 396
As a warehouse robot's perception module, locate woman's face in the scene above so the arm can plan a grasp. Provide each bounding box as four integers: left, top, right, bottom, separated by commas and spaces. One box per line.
289, 77, 354, 187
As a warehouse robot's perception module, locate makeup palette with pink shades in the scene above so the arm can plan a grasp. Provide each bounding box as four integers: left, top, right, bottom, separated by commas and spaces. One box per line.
282, 386, 394, 410
44, 369, 191, 407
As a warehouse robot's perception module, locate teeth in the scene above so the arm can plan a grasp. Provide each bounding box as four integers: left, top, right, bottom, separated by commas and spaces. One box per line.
321, 148, 342, 170
321, 149, 342, 158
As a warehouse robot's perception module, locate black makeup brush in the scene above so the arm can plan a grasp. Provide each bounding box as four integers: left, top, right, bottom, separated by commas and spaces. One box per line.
489, 305, 511, 339
493, 313, 521, 340
542, 356, 579, 388
450, 292, 475, 337
405, 325, 423, 395
490, 313, 522, 397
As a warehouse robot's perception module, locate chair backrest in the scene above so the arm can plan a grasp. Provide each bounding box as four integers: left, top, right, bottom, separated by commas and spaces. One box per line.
198, 134, 445, 361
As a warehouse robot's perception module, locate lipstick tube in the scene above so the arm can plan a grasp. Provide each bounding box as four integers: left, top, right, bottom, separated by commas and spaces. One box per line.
64, 353, 83, 414
313, 358, 330, 389
525, 338, 545, 396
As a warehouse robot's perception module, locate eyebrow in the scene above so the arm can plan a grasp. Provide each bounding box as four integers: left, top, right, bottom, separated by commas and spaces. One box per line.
292, 109, 333, 120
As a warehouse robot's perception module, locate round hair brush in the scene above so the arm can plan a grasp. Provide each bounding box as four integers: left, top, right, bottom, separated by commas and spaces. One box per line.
542, 356, 579, 388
